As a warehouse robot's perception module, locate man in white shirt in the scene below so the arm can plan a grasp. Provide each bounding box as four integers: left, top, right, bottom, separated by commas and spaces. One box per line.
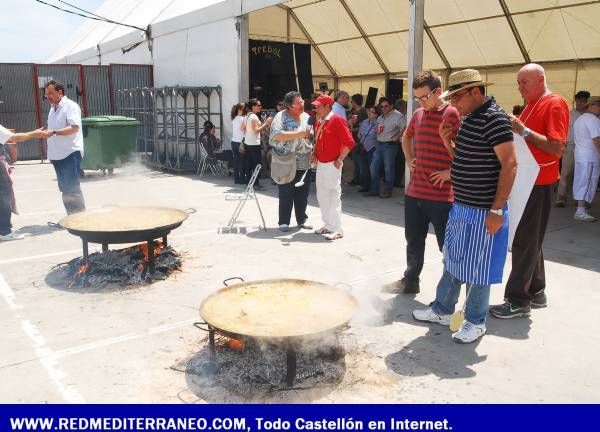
0, 124, 44, 240
39, 80, 86, 214
572, 95, 600, 221
556, 90, 590, 207
331, 91, 349, 120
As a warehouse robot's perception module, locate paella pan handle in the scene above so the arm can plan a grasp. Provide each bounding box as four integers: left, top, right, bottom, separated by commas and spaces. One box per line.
47, 221, 62, 229
223, 277, 244, 286
193, 321, 212, 332
184, 208, 197, 214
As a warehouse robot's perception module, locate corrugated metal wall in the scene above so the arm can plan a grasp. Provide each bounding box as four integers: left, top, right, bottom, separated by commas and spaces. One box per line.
82, 65, 111, 116
111, 65, 154, 152
0, 64, 41, 160
0, 63, 154, 160
111, 64, 153, 112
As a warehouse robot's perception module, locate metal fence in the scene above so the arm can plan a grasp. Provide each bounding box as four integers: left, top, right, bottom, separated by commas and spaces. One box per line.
0, 64, 41, 160
0, 63, 154, 160
82, 65, 111, 116
114, 86, 223, 173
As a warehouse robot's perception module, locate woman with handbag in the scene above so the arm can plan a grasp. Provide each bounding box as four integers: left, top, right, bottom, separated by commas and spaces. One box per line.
269, 91, 314, 232
243, 99, 272, 190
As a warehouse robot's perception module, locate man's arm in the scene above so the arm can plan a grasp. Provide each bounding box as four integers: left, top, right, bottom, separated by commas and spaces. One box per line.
486, 140, 517, 234
593, 136, 600, 152
401, 131, 415, 171
273, 130, 310, 142
5, 128, 45, 143
510, 114, 564, 157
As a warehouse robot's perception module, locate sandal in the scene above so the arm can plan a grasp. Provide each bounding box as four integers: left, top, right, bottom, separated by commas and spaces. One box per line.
324, 232, 343, 241
314, 227, 332, 235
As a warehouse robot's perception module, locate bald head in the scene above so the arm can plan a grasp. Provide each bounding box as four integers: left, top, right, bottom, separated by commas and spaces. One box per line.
517, 63, 548, 103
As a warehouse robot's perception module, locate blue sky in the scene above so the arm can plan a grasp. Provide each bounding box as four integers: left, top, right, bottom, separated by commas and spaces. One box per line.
1, 0, 104, 63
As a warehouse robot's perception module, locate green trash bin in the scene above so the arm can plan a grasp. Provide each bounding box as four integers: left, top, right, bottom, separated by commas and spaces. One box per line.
81, 115, 140, 172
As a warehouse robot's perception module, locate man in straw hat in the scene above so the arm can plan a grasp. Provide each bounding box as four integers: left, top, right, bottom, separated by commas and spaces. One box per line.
490, 64, 569, 319
311, 94, 354, 240
413, 69, 517, 343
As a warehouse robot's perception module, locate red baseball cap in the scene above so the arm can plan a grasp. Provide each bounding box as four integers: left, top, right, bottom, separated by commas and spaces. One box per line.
312, 94, 334, 107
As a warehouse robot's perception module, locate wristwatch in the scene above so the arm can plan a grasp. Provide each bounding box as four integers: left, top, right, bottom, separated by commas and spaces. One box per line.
489, 208, 504, 216
521, 127, 531, 138
50, 130, 57, 136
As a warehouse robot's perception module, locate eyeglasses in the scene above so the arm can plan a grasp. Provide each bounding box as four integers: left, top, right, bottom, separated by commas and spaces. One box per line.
413, 88, 438, 103
449, 88, 472, 102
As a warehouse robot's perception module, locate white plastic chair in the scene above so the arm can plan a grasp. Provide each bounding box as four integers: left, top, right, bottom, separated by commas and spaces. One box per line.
224, 164, 266, 231
196, 142, 227, 177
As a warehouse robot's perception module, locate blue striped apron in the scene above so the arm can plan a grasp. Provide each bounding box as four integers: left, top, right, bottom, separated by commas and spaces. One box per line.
443, 203, 509, 285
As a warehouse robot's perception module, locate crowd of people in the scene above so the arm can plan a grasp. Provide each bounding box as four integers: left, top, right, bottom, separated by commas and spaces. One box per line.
2, 65, 598, 346
225, 63, 597, 344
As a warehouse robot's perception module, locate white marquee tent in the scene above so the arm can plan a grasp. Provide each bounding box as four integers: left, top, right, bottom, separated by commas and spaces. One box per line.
49, 0, 600, 138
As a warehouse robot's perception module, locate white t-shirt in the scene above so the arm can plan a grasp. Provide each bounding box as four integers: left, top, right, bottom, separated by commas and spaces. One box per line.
231, 115, 244, 143
47, 96, 84, 161
243, 113, 261, 146
573, 113, 600, 163
0, 124, 14, 144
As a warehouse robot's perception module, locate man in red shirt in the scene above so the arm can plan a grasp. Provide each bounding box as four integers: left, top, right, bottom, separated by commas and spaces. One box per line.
490, 63, 569, 319
385, 71, 460, 294
312, 94, 355, 240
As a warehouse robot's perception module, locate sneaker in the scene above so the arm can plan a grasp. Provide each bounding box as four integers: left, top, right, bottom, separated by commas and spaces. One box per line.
382, 277, 420, 294
574, 212, 596, 222
279, 224, 290, 232
412, 307, 450, 326
0, 232, 25, 241
254, 185, 265, 191
379, 192, 392, 199
554, 200, 565, 208
298, 220, 313, 230
452, 321, 486, 344
489, 301, 531, 319
530, 291, 547, 309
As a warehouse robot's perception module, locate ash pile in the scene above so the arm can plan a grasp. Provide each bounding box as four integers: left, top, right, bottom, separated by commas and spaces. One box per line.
52, 242, 182, 289
173, 335, 349, 397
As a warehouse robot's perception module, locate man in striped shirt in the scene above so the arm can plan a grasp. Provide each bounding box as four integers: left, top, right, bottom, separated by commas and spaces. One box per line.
413, 69, 517, 344
385, 71, 459, 294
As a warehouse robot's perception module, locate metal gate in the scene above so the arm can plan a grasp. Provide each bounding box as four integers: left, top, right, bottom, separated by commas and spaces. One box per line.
0, 64, 41, 160
82, 65, 111, 116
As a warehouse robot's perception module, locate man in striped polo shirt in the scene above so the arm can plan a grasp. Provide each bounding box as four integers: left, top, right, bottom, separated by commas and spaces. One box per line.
385, 71, 459, 294
413, 69, 517, 344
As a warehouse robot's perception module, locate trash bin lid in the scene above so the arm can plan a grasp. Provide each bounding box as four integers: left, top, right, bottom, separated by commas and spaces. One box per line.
82, 116, 140, 126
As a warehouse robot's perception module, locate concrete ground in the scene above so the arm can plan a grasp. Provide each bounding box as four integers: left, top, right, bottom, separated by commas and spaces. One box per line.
1, 160, 599, 403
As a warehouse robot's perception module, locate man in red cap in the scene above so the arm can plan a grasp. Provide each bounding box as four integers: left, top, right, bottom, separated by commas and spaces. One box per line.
312, 94, 355, 240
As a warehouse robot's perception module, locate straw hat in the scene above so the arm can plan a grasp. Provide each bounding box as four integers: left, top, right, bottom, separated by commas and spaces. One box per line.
588, 96, 600, 104
440, 69, 494, 99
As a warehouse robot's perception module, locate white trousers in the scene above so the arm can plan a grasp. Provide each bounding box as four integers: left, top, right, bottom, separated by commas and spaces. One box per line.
573, 161, 600, 203
316, 161, 343, 234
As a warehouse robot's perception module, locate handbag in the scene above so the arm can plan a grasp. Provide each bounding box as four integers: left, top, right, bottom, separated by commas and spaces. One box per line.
239, 137, 246, 154
270, 151, 297, 184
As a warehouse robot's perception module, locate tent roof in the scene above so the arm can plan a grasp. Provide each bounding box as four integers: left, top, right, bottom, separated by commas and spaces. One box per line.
49, 0, 600, 76
278, 0, 600, 77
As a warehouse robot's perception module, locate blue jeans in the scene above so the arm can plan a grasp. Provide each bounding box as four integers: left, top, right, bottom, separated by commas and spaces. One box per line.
431, 270, 491, 325
369, 142, 398, 193
51, 151, 86, 214
359, 147, 375, 189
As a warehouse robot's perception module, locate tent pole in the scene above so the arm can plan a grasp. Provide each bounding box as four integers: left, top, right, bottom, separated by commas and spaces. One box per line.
407, 0, 424, 187
238, 14, 249, 101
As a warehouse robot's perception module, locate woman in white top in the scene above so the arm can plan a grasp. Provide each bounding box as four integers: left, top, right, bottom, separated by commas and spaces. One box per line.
230, 103, 246, 184
243, 99, 272, 189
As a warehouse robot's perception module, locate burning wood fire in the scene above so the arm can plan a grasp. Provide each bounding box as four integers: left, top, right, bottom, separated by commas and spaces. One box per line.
52, 241, 182, 289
